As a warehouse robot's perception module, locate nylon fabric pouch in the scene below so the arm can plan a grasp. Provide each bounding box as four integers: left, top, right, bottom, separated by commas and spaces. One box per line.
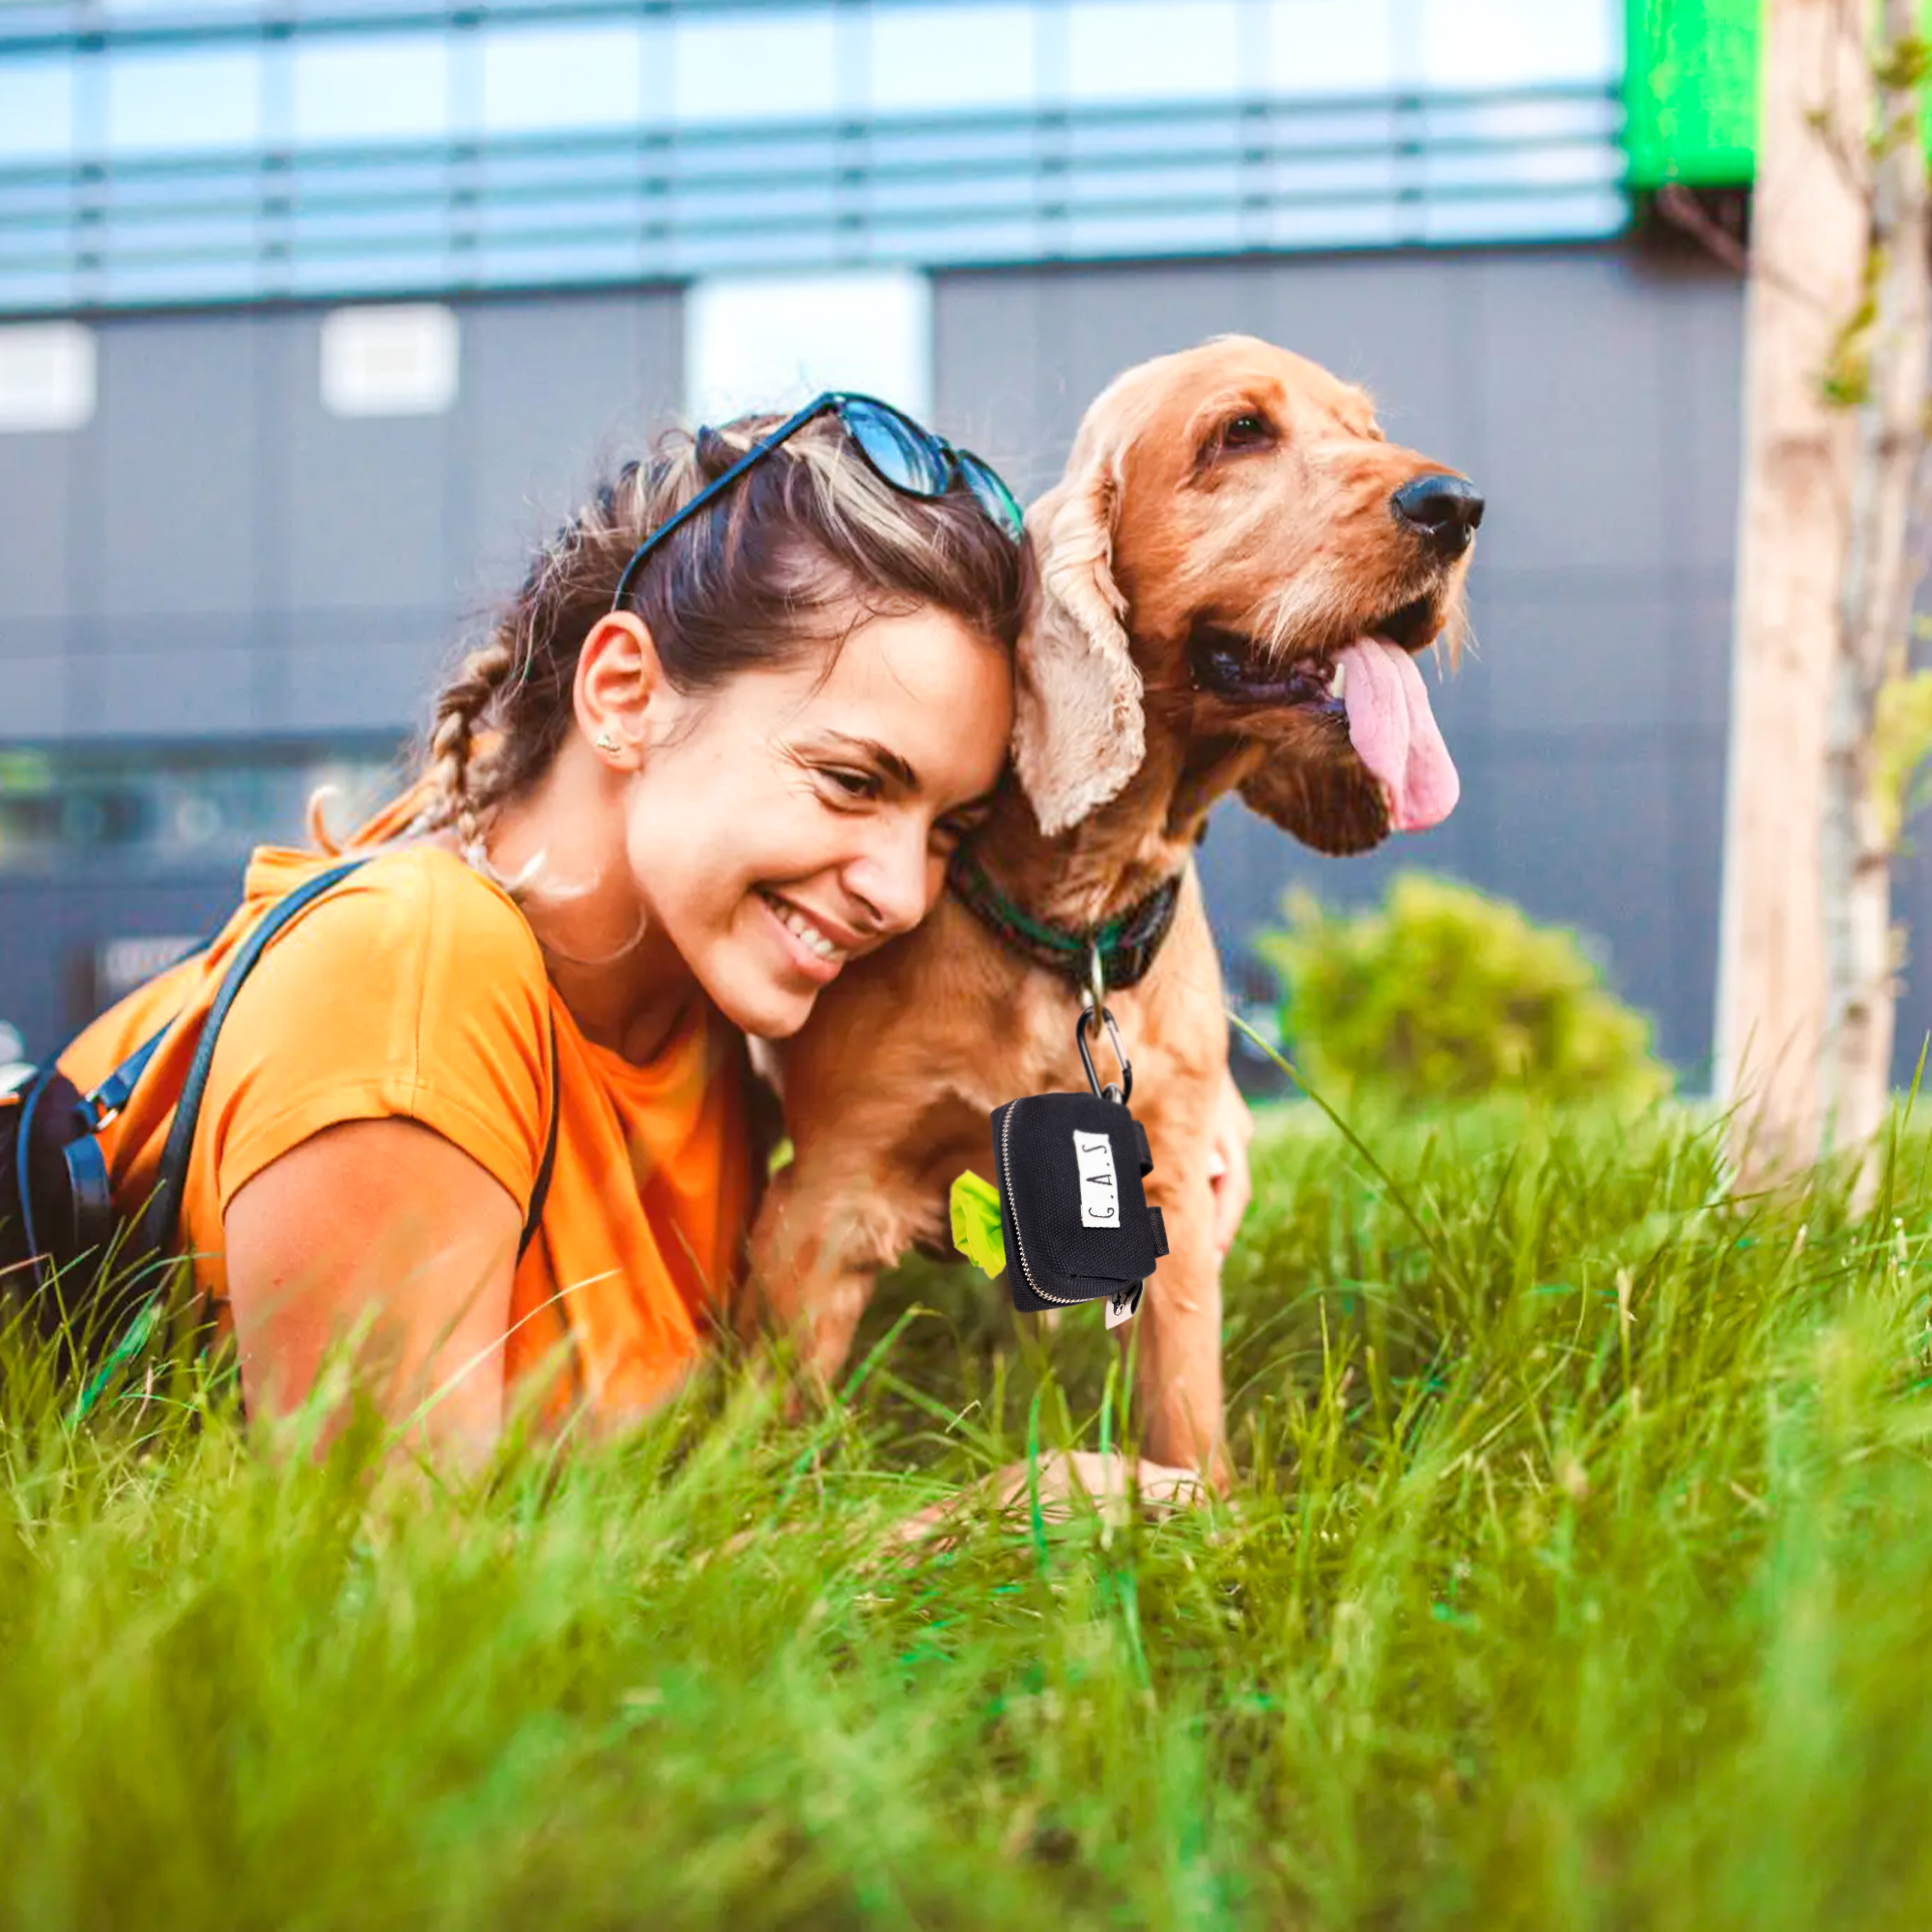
991, 1090, 1167, 1314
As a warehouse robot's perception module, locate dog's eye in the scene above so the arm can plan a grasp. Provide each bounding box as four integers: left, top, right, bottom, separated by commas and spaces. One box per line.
932, 809, 987, 850
1222, 413, 1272, 449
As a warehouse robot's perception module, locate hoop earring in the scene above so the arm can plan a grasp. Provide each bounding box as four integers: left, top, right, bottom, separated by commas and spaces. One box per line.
534, 906, 651, 970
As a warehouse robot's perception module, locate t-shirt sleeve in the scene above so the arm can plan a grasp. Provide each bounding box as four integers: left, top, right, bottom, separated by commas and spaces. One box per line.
198, 849, 554, 1221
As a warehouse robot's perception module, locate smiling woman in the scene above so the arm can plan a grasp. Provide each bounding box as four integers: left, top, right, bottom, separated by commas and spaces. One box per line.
50, 397, 1025, 1466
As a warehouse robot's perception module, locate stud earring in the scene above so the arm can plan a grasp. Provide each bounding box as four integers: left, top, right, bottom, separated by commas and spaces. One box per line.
594, 729, 621, 755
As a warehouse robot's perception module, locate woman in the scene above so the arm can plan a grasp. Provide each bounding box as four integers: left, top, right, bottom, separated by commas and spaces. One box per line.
59, 392, 1250, 1488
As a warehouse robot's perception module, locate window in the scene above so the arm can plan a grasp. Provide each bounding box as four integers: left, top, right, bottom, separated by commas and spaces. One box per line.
0, 745, 403, 881
477, 24, 646, 135
869, 5, 1038, 117
671, 11, 840, 125
319, 303, 459, 418
0, 322, 95, 434
1418, 0, 1621, 90
1061, 1, 1242, 104
1266, 0, 1396, 96
293, 35, 452, 147
685, 269, 932, 424
104, 46, 266, 155
101, 0, 265, 15
0, 58, 75, 163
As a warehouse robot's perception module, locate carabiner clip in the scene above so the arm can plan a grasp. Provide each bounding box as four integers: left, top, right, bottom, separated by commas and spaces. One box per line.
1075, 1004, 1132, 1105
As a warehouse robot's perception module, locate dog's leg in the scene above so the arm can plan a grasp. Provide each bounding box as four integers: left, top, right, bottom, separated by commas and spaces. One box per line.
743, 1153, 910, 1389
1129, 1168, 1232, 1490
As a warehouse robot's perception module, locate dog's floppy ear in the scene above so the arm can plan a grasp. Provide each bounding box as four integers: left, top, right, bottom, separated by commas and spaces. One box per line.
1239, 756, 1390, 857
1012, 437, 1144, 838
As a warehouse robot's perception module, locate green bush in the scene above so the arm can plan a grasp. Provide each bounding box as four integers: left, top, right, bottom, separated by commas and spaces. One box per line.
1255, 872, 1672, 1108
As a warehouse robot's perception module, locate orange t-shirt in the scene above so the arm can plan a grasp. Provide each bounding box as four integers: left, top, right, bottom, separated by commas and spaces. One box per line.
56, 788, 755, 1430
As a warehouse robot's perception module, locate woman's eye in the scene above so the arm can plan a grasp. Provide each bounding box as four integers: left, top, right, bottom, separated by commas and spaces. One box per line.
826, 769, 877, 799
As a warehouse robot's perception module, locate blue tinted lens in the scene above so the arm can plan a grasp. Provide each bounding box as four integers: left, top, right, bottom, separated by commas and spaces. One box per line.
954, 451, 1025, 540
839, 398, 951, 496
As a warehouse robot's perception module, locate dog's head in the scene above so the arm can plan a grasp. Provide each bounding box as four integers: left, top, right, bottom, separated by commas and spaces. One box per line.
1013, 334, 1480, 853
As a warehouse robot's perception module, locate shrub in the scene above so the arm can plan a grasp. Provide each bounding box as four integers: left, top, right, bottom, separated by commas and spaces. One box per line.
1254, 872, 1672, 1108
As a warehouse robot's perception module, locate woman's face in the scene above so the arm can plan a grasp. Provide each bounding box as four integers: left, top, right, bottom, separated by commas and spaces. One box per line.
624, 606, 1014, 1038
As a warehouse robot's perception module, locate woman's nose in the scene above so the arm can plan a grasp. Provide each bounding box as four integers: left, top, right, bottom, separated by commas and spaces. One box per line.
845, 822, 932, 936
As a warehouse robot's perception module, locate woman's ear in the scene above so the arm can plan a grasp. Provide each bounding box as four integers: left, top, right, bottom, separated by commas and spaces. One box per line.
1012, 436, 1144, 838
576, 613, 665, 765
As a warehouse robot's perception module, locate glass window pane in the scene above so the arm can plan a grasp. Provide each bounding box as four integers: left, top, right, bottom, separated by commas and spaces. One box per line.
102, 0, 264, 14
671, 12, 839, 125
477, 23, 645, 134
0, 322, 95, 434
1267, 0, 1395, 95
685, 269, 931, 421
105, 47, 264, 155
294, 35, 451, 146
869, 5, 1037, 116
0, 58, 74, 162
1419, 0, 1619, 90
1063, 1, 1241, 104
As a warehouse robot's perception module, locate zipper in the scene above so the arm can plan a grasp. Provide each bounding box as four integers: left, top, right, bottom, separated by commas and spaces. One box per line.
999, 1097, 1089, 1307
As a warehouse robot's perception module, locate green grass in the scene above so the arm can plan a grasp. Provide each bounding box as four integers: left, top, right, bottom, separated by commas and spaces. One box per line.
6, 1095, 1932, 1930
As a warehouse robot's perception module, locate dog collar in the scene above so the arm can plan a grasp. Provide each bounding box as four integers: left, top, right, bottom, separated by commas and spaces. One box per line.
945, 840, 1191, 992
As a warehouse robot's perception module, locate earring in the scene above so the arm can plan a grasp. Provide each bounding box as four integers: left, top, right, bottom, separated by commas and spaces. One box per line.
594, 729, 621, 755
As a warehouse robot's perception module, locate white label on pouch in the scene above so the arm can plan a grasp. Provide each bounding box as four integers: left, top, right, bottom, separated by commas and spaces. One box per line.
1072, 1129, 1120, 1227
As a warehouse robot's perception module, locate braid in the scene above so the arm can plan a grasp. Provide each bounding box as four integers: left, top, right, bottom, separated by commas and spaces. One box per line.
427, 628, 523, 866
305, 784, 347, 856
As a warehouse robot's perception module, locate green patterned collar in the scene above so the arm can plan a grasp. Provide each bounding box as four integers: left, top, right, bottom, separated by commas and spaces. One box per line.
945, 841, 1188, 992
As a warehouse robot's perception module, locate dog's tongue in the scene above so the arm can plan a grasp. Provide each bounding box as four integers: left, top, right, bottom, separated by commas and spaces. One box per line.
1338, 638, 1460, 832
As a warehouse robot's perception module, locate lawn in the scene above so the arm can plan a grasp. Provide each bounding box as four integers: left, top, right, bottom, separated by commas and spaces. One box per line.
5, 1095, 1932, 1930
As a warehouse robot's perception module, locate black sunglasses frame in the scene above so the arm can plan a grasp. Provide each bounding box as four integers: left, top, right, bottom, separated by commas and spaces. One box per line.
609, 390, 1024, 613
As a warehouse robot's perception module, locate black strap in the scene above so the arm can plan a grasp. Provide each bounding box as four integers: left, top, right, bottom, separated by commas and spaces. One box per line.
140, 860, 374, 1262
90, 1027, 170, 1124
101, 857, 558, 1276
519, 1020, 559, 1263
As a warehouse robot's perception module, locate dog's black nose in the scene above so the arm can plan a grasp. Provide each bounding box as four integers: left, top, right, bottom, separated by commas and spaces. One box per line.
1391, 473, 1485, 554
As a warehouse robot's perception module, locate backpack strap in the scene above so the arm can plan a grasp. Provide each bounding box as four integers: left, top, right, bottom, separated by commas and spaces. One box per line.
138, 859, 375, 1261
134, 858, 562, 1271
88, 1026, 171, 1127
519, 1015, 559, 1264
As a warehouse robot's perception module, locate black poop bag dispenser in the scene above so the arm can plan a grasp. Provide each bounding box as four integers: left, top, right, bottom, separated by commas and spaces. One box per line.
990, 1006, 1167, 1322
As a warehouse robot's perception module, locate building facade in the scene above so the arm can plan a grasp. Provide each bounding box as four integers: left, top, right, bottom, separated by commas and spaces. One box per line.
9, 0, 1917, 1094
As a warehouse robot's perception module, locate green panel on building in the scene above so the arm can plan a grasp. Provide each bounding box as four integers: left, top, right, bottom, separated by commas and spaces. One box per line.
1625, 0, 1762, 189
1627, 0, 1932, 190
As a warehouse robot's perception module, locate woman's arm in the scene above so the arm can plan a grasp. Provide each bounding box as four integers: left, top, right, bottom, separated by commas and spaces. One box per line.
222, 1118, 522, 1474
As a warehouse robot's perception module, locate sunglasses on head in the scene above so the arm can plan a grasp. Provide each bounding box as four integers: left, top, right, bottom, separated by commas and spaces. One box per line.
610, 391, 1026, 612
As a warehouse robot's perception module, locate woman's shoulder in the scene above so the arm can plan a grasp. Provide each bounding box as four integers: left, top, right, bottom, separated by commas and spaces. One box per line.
200, 839, 555, 1222
249, 839, 548, 997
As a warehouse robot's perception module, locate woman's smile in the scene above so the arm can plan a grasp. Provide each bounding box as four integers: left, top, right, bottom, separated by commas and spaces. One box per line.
757, 887, 855, 984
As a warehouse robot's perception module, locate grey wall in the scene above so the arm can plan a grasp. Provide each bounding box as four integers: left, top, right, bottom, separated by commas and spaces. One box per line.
7, 244, 1926, 1090
0, 289, 685, 743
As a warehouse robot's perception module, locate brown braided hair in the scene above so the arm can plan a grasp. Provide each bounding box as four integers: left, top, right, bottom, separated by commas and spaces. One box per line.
308, 411, 1026, 890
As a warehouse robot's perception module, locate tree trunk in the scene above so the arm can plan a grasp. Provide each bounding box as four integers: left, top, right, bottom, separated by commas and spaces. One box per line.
1715, 0, 1872, 1184
1823, 0, 1929, 1201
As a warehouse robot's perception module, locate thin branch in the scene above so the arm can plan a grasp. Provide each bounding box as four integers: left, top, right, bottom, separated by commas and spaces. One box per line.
1654, 183, 1750, 275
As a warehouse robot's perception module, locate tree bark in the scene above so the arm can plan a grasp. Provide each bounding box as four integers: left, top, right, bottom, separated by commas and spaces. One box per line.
1715, 0, 1873, 1183
1823, 0, 1929, 1200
